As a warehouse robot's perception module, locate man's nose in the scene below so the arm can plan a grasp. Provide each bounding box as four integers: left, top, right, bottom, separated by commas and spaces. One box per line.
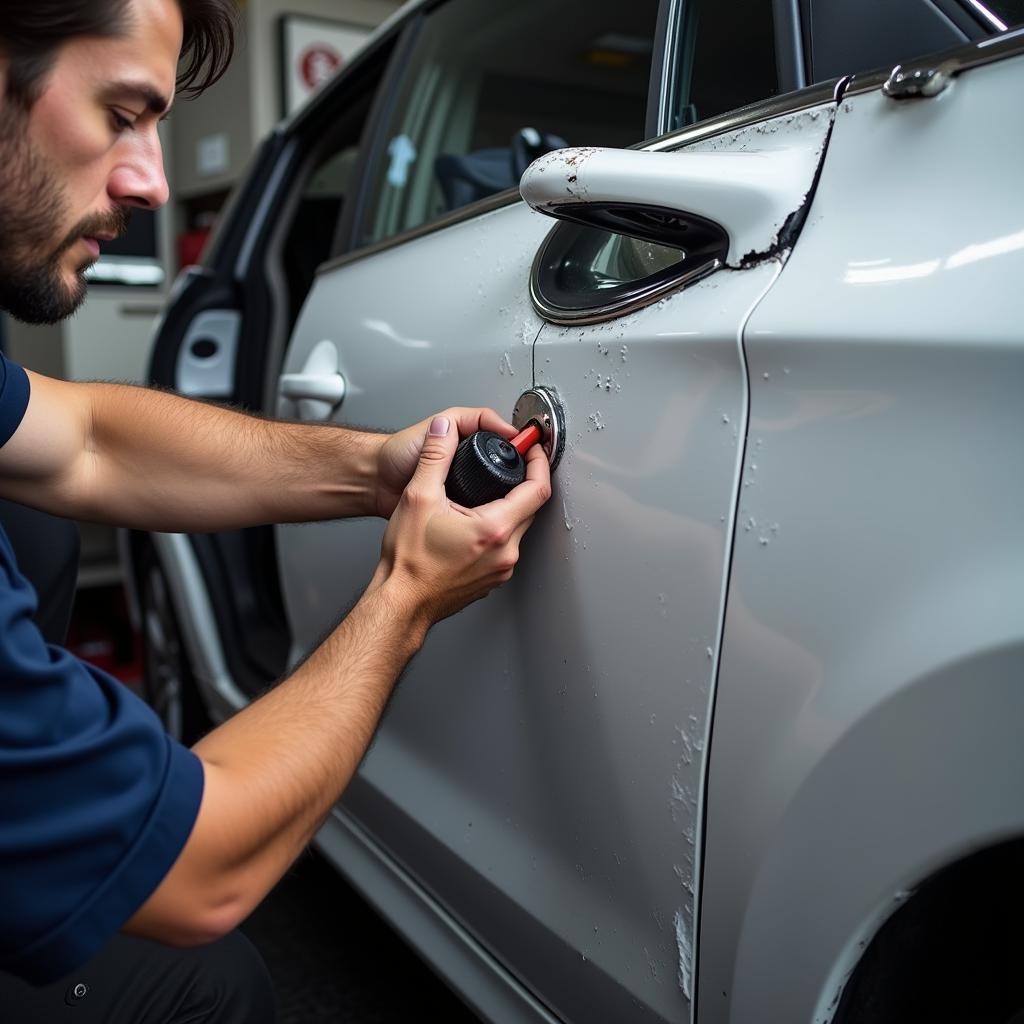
108, 132, 170, 210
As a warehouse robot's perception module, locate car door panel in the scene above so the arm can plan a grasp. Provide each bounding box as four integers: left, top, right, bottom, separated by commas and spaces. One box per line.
276, 217, 759, 1024
274, 90, 833, 1019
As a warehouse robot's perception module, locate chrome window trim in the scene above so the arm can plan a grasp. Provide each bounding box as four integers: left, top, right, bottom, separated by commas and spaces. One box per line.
643, 78, 840, 152
779, 0, 808, 90
656, 0, 685, 136
964, 0, 1009, 32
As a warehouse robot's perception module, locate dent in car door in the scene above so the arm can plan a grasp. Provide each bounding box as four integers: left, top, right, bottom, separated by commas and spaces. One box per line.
274, 98, 834, 1022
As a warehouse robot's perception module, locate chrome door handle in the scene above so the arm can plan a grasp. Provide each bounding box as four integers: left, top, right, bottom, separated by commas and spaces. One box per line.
279, 339, 346, 420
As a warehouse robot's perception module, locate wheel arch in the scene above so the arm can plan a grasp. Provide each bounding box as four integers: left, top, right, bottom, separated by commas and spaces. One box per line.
724, 638, 1024, 1023
830, 835, 1024, 1023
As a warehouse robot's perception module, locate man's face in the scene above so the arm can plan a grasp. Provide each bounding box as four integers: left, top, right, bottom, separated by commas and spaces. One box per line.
0, 0, 182, 324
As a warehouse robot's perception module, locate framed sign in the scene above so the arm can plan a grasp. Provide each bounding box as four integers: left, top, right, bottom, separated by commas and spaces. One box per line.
280, 15, 371, 117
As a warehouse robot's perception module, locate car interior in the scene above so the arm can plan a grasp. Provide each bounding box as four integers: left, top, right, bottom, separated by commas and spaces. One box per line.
359, 0, 662, 246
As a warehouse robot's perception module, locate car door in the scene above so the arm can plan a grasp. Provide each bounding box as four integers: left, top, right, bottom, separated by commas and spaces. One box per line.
274, 1, 823, 1021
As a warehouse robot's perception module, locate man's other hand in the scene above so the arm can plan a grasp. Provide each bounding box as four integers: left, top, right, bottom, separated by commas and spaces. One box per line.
374, 407, 517, 518
370, 413, 551, 627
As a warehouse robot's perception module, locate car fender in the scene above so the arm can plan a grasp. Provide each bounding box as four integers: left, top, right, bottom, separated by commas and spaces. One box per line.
728, 633, 1024, 1024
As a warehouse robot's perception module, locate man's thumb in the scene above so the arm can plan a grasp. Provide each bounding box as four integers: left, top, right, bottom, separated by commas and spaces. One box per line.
412, 414, 457, 487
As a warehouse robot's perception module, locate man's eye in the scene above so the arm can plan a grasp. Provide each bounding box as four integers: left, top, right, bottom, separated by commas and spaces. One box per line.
110, 110, 134, 131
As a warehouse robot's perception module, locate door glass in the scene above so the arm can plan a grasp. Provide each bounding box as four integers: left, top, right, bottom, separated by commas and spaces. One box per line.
664, 0, 778, 132
280, 85, 375, 331
357, 0, 661, 246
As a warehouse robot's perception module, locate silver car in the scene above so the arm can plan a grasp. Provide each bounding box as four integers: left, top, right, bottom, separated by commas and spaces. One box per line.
126, 0, 1024, 1021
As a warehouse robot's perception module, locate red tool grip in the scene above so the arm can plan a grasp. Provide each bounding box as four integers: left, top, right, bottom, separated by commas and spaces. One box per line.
510, 423, 542, 456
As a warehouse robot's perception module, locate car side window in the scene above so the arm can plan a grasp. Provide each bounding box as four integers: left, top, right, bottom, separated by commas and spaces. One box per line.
278, 57, 386, 331
356, 0, 662, 247
663, 0, 779, 133
280, 124, 364, 330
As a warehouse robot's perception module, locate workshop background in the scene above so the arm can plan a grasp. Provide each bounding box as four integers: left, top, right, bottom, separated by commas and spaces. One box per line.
0, 1, 481, 1018
3, 0, 402, 587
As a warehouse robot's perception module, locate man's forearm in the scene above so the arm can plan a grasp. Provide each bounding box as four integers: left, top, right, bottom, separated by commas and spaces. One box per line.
0, 373, 387, 531
126, 578, 428, 945
85, 383, 388, 530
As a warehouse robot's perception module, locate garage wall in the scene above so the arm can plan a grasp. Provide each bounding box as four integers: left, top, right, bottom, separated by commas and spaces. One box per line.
170, 0, 402, 209
171, 5, 257, 199
247, 0, 403, 140
3, 0, 402, 583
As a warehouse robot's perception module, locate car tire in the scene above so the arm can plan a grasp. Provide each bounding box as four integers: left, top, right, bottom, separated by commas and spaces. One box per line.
139, 545, 210, 744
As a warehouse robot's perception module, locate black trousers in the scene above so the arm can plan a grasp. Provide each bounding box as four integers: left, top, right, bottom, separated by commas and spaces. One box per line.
0, 932, 276, 1023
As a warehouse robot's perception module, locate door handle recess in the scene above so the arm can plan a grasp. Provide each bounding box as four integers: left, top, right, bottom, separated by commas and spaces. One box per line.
279, 339, 346, 420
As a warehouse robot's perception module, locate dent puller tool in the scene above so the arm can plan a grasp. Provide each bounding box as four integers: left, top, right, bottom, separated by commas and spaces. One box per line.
445, 386, 565, 507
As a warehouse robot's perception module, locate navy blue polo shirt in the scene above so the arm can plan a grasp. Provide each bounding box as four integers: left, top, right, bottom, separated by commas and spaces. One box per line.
0, 353, 204, 984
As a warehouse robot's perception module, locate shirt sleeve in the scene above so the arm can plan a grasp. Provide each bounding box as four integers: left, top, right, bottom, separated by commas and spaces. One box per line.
0, 352, 30, 448
0, 527, 204, 985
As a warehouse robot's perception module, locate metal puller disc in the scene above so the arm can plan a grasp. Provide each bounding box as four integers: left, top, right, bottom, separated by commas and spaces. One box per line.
512, 386, 565, 472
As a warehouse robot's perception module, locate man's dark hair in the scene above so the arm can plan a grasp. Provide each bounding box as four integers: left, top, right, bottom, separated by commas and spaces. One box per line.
0, 0, 236, 107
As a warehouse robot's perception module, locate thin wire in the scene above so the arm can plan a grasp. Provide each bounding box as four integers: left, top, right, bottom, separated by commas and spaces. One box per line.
530, 322, 544, 386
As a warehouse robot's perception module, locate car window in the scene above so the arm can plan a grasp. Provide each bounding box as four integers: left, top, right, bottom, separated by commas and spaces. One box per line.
663, 0, 779, 133
280, 133, 363, 329
279, 64, 382, 331
356, 0, 662, 247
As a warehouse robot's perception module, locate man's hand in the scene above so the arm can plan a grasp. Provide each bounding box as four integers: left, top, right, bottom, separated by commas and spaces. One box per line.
370, 413, 551, 627
374, 407, 518, 518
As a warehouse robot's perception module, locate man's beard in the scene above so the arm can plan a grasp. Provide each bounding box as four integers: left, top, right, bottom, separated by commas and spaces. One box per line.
0, 103, 130, 325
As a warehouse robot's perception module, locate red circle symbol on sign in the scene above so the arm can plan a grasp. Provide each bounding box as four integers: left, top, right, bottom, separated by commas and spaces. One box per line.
299, 45, 342, 90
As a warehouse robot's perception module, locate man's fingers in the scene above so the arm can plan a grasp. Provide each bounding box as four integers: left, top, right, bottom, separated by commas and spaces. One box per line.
505, 444, 553, 518
476, 408, 517, 439
473, 444, 552, 524
408, 415, 458, 492
446, 406, 516, 441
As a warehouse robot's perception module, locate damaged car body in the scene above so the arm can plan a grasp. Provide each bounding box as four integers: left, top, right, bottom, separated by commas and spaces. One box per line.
125, 0, 1024, 1021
